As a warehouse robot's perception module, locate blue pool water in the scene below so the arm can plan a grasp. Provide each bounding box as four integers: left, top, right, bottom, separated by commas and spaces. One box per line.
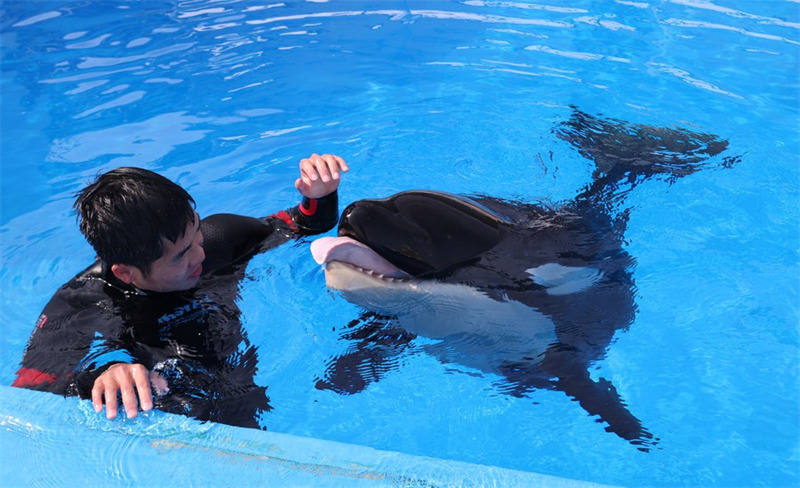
1, 1, 799, 487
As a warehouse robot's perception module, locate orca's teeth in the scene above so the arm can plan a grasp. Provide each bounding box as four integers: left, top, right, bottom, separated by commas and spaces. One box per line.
337, 261, 409, 283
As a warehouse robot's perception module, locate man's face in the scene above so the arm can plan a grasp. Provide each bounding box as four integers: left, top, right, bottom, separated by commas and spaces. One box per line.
133, 213, 205, 292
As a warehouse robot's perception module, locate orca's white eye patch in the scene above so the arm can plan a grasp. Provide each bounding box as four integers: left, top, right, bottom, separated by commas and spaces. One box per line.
526, 263, 604, 295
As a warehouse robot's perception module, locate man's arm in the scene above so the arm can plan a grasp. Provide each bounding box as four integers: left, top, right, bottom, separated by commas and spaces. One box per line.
13, 278, 118, 395
14, 276, 155, 419
198, 154, 348, 271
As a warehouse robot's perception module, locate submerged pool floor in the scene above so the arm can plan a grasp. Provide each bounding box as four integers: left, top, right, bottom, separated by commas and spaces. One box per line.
0, 386, 615, 488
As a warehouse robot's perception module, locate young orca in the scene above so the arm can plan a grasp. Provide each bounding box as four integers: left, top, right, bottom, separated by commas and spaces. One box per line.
310, 108, 739, 451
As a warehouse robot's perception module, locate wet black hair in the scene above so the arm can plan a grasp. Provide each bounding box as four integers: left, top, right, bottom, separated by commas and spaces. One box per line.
74, 167, 196, 274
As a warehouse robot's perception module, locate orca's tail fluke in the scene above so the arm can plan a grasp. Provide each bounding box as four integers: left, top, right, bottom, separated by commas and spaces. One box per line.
554, 107, 740, 209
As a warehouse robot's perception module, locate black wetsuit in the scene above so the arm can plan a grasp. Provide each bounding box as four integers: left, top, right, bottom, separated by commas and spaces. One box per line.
13, 193, 338, 429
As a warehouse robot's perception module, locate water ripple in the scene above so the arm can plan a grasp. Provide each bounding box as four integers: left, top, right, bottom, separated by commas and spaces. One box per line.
75, 90, 145, 118
664, 18, 800, 45
245, 9, 572, 28
668, 0, 800, 29
11, 10, 61, 27
648, 63, 744, 99
76, 42, 196, 69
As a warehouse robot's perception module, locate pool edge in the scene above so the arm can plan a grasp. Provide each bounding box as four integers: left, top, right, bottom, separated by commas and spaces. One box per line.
0, 385, 619, 487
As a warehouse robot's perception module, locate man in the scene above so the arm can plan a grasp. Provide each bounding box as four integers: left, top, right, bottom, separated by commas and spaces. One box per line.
13, 154, 348, 429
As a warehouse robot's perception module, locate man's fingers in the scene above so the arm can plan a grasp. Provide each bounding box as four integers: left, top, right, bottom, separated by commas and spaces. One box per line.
298, 154, 347, 187
299, 159, 318, 181
104, 384, 119, 420
91, 363, 154, 420
120, 382, 138, 419
321, 154, 342, 180
319, 154, 348, 179
297, 171, 314, 190
111, 367, 140, 419
333, 155, 349, 173
132, 365, 153, 412
300, 154, 324, 181
91, 383, 104, 413
307, 154, 333, 183
296, 153, 347, 199
300, 162, 321, 183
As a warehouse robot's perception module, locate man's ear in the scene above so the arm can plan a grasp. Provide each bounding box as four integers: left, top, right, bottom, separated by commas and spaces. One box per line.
111, 263, 137, 284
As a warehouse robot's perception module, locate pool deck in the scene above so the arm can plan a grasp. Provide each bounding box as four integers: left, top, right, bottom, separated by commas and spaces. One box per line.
1, 385, 617, 487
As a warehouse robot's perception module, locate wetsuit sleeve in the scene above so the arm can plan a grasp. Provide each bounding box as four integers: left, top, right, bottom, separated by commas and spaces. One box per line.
269, 190, 339, 236
12, 301, 73, 394
200, 191, 339, 271
13, 278, 136, 398
200, 214, 276, 272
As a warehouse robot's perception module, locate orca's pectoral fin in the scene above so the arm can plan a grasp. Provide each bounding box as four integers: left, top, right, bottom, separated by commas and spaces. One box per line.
554, 107, 740, 207
557, 373, 658, 451
541, 346, 658, 451
315, 312, 416, 395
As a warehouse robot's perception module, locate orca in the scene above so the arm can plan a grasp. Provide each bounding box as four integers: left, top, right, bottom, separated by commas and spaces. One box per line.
310, 108, 739, 451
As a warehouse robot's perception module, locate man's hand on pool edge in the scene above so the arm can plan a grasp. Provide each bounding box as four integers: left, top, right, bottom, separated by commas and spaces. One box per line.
295, 153, 349, 199
92, 363, 154, 420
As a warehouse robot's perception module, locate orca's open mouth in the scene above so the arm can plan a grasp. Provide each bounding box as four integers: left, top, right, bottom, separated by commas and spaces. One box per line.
311, 236, 412, 281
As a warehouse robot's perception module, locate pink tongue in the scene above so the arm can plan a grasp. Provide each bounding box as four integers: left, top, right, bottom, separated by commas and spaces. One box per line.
311, 237, 410, 278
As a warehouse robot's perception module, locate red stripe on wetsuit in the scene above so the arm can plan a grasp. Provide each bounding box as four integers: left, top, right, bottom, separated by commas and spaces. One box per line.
270, 197, 318, 233
12, 367, 57, 387
270, 210, 298, 232
299, 198, 317, 216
